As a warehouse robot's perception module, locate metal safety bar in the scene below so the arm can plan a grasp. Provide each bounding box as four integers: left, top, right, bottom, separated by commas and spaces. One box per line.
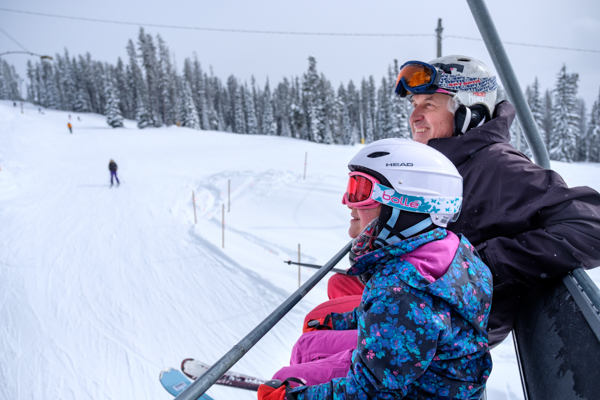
175, 242, 352, 400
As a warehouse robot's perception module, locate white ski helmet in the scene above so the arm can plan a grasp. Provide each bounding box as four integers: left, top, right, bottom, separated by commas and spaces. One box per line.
348, 138, 462, 229
428, 54, 498, 116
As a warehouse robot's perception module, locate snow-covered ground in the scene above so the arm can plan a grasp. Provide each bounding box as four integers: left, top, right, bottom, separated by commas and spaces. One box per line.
1, 100, 599, 400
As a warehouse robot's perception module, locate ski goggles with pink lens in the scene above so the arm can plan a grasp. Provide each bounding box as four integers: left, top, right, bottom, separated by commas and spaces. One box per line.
341, 171, 381, 209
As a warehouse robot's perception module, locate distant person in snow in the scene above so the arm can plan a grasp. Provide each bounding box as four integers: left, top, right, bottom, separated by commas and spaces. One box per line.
261, 139, 493, 400
109, 159, 120, 188
67, 122, 72, 134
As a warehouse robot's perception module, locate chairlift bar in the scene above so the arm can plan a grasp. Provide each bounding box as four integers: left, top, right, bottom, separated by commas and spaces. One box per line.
465, 0, 550, 169
175, 242, 352, 400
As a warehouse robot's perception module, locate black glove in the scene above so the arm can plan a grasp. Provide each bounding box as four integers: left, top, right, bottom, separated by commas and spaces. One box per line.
307, 314, 332, 330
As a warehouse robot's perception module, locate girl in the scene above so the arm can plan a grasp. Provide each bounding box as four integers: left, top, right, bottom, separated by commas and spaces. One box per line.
260, 139, 493, 400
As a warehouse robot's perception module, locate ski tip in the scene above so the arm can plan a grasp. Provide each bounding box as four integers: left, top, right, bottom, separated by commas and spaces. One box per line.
159, 368, 192, 396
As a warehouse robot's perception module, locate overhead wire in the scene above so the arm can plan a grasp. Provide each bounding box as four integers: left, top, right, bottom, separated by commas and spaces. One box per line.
0, 8, 433, 38
445, 35, 600, 54
0, 25, 30, 52
0, 7, 599, 54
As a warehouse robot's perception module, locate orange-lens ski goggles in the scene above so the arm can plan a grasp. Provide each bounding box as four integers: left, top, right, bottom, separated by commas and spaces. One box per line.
394, 61, 441, 97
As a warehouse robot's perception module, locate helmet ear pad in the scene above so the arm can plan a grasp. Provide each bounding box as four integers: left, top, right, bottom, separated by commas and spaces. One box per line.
377, 204, 433, 240
454, 104, 491, 136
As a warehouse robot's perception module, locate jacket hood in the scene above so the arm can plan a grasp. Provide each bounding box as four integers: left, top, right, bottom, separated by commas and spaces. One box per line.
350, 228, 492, 332
428, 101, 516, 166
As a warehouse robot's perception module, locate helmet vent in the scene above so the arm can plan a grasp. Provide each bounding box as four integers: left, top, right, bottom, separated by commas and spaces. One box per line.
367, 151, 390, 158
457, 58, 471, 62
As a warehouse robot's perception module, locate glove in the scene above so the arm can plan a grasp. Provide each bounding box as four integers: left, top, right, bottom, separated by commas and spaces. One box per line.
257, 378, 304, 400
306, 314, 333, 331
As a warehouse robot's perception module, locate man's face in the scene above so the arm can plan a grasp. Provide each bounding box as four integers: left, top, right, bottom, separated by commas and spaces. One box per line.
409, 93, 455, 144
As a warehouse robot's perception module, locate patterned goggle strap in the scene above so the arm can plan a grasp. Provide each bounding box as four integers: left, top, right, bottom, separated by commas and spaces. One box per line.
371, 183, 461, 214
437, 74, 498, 93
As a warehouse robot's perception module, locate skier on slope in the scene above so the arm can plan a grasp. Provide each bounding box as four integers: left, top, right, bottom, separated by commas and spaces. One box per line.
259, 139, 493, 400
322, 55, 600, 348
67, 122, 72, 134
109, 159, 120, 188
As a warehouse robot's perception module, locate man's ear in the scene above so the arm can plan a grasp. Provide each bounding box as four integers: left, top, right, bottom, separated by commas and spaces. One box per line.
454, 104, 491, 136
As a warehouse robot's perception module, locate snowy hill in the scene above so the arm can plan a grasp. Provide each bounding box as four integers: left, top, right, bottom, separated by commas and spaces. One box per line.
1, 100, 599, 400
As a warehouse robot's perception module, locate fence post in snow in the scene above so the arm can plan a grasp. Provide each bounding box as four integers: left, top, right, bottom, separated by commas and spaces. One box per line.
303, 152, 307, 180
298, 244, 301, 288
222, 204, 225, 248
192, 191, 197, 224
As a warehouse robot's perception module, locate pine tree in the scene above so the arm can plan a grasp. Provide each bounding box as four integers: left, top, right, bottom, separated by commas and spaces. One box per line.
41, 60, 60, 109
233, 80, 246, 134
157, 34, 176, 126
138, 28, 160, 126
588, 90, 600, 162
262, 80, 276, 136
105, 78, 124, 128
302, 56, 322, 142
550, 65, 580, 162
0, 59, 21, 100
126, 39, 150, 128
179, 81, 199, 129
346, 81, 361, 143
244, 83, 259, 135
273, 78, 292, 137
361, 78, 375, 143
338, 85, 355, 145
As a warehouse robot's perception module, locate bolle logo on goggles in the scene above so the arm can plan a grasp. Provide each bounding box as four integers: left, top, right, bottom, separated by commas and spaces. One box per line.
386, 163, 413, 167
381, 191, 420, 209
448, 78, 481, 87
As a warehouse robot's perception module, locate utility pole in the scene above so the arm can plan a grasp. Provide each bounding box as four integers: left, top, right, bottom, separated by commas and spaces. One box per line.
436, 18, 443, 58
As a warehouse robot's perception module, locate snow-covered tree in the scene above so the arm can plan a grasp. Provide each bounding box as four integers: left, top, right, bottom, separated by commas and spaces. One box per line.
105, 78, 124, 128
244, 83, 259, 135
138, 28, 160, 126
588, 90, 600, 162
549, 65, 580, 162
233, 80, 246, 134
262, 80, 276, 136
302, 56, 321, 142
179, 81, 199, 129
0, 59, 21, 100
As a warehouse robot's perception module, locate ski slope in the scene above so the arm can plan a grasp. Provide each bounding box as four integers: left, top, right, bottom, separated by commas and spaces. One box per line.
1, 100, 599, 400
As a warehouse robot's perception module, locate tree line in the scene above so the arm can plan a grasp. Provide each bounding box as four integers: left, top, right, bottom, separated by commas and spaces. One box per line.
0, 27, 598, 162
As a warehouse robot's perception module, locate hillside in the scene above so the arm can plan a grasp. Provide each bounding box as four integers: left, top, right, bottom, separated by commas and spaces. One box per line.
2, 101, 600, 399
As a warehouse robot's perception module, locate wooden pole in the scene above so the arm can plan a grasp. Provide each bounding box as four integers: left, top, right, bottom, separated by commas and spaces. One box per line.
228, 179, 231, 212
298, 244, 301, 288
303, 152, 307, 180
222, 204, 225, 248
192, 190, 197, 224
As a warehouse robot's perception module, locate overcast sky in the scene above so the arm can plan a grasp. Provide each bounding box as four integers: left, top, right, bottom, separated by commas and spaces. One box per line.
1, 0, 599, 107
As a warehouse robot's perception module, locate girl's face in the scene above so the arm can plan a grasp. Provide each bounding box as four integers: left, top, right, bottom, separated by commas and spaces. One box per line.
348, 205, 381, 238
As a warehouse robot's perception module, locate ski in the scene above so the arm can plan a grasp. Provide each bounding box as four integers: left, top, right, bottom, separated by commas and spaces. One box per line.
181, 358, 265, 392
159, 368, 215, 399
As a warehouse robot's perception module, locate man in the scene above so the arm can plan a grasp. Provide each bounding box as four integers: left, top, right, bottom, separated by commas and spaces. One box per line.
396, 55, 600, 347
109, 159, 120, 188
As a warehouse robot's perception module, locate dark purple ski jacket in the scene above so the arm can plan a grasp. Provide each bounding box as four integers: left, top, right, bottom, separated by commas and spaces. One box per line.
428, 101, 600, 346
